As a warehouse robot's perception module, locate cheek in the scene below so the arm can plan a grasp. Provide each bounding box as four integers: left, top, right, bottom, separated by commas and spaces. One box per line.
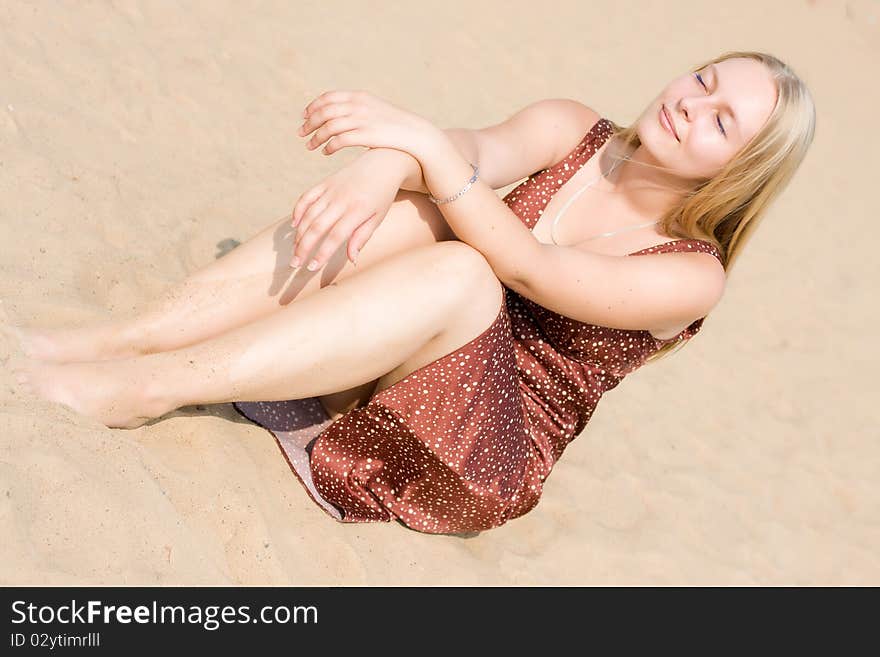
686, 139, 729, 174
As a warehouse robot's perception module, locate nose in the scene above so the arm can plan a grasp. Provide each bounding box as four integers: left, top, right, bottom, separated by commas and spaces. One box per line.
679, 98, 694, 122
679, 95, 714, 123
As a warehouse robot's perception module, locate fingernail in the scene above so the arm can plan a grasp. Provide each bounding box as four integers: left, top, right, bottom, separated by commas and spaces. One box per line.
306, 259, 319, 271
302, 109, 307, 118
352, 250, 359, 266
291, 256, 301, 268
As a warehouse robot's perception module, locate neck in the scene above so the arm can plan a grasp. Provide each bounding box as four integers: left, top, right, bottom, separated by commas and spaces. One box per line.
597, 137, 693, 219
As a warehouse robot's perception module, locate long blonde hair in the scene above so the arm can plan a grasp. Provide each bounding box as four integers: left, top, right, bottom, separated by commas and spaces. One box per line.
606, 50, 816, 363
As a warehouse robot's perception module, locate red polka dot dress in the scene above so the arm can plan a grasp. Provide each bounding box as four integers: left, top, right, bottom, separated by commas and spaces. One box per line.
233, 117, 724, 535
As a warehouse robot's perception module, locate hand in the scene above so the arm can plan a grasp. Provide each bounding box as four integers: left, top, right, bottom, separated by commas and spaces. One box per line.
289, 152, 404, 271
297, 90, 438, 161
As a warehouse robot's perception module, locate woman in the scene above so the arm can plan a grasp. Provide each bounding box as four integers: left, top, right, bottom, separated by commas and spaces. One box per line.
10, 50, 815, 534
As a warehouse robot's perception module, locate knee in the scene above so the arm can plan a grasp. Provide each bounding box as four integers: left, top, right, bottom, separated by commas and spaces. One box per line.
431, 241, 502, 293
432, 240, 493, 272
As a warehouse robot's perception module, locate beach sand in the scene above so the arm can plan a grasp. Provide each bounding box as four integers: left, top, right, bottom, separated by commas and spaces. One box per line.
0, 0, 876, 585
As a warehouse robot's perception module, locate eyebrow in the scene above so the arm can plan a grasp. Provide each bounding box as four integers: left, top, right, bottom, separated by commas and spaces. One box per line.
709, 63, 741, 137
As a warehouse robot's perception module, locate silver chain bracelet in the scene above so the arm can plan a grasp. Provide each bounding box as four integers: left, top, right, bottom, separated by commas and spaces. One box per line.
427, 163, 479, 205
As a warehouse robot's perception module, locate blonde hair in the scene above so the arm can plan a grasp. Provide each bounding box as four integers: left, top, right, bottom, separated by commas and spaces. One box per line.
606, 50, 816, 363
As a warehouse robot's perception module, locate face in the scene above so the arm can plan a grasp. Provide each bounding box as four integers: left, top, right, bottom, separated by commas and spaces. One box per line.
638, 57, 778, 181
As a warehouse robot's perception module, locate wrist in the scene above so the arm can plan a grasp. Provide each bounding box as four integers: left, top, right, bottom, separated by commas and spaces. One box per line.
359, 147, 423, 191
403, 126, 457, 193
410, 124, 451, 170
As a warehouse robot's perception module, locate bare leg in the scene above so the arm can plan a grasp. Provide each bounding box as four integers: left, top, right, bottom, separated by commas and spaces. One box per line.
12, 190, 456, 364
12, 242, 504, 429
10, 192, 456, 418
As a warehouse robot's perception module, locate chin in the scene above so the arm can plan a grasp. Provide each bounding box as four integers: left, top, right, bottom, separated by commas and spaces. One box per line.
634, 121, 663, 158
635, 113, 662, 147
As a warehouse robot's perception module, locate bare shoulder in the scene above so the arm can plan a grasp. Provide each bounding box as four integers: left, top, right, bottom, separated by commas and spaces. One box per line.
472, 98, 602, 188
533, 99, 603, 169
620, 248, 727, 334
653, 250, 727, 325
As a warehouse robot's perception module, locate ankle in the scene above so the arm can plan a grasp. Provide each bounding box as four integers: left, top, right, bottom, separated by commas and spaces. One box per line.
111, 318, 161, 358
139, 369, 180, 421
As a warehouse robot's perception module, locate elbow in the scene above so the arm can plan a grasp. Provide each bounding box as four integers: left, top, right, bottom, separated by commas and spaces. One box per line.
501, 239, 546, 294
496, 254, 537, 296
501, 268, 531, 296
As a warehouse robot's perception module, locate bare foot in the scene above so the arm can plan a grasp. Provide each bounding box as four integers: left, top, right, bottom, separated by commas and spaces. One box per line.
10, 321, 145, 363
10, 354, 172, 429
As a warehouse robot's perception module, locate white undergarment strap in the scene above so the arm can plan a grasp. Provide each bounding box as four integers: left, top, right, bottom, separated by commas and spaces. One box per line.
581, 218, 663, 242
549, 156, 661, 245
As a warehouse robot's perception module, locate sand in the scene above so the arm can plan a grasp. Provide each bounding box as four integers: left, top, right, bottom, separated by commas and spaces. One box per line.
0, 0, 877, 585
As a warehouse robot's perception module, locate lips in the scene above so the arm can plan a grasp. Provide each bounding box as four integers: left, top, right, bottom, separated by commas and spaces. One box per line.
661, 104, 679, 142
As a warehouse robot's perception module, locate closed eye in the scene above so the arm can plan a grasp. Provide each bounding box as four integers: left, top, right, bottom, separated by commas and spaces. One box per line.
694, 71, 727, 138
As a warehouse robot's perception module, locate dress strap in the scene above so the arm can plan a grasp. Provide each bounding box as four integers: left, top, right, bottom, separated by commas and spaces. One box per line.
629, 238, 725, 264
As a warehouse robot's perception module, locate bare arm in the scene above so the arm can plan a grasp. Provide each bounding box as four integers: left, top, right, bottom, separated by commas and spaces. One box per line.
357, 128, 480, 194
359, 98, 599, 195
415, 129, 727, 333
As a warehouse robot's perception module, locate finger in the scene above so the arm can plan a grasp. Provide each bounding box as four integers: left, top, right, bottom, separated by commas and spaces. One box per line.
298, 101, 355, 138
302, 91, 333, 119
321, 128, 365, 156
291, 203, 344, 269
347, 212, 382, 264
294, 195, 330, 250
321, 125, 378, 156
292, 185, 326, 227
302, 90, 358, 121
304, 212, 365, 272
305, 117, 360, 152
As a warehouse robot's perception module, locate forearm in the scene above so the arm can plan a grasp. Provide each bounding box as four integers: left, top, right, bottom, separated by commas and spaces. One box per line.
415, 131, 537, 289
360, 128, 481, 194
